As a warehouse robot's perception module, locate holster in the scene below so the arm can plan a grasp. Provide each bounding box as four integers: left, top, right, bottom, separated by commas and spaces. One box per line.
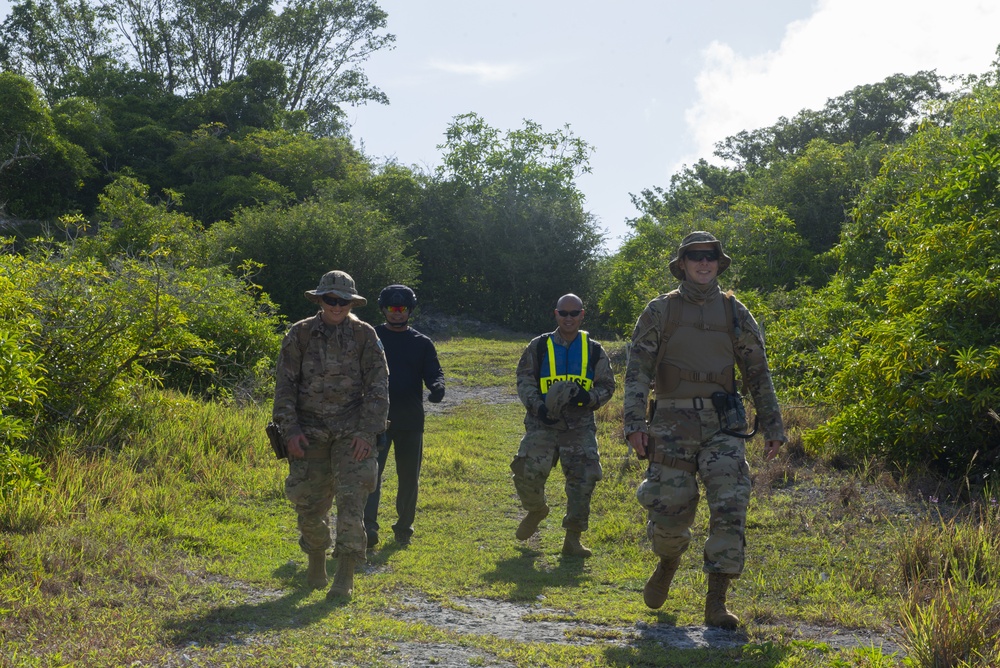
265, 422, 288, 459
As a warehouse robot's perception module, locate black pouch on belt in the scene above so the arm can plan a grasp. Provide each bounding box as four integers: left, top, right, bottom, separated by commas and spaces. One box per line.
710, 392, 757, 439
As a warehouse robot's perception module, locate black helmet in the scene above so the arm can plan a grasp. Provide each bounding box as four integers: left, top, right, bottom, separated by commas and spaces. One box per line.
378, 284, 417, 309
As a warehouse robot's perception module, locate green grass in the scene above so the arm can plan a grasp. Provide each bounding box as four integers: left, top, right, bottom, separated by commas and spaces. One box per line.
1, 335, 998, 666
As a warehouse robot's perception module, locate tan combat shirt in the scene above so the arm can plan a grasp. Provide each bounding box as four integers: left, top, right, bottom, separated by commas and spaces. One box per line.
623, 281, 786, 442
272, 313, 389, 443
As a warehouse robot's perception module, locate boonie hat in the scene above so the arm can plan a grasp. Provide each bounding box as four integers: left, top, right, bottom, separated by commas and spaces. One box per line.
668, 231, 732, 280
305, 270, 367, 306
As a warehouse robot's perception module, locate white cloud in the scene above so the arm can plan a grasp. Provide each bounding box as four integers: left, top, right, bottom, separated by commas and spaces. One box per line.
426, 59, 526, 84
682, 0, 1000, 167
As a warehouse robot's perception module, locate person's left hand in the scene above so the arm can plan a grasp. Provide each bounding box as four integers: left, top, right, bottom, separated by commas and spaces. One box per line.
428, 385, 445, 403
352, 436, 373, 461
764, 440, 781, 460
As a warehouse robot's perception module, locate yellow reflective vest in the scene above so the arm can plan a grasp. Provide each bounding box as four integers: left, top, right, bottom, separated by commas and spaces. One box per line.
538, 332, 595, 394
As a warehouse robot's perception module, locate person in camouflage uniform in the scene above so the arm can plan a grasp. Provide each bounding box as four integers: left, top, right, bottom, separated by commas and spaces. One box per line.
623, 231, 785, 628
512, 294, 616, 557
272, 270, 389, 601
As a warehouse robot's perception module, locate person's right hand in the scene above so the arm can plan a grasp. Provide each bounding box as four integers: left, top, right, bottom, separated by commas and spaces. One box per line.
627, 431, 648, 459
287, 433, 308, 459
537, 404, 560, 425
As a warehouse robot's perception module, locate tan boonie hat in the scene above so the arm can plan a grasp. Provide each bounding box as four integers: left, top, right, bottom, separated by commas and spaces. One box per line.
305, 270, 368, 306
668, 230, 732, 280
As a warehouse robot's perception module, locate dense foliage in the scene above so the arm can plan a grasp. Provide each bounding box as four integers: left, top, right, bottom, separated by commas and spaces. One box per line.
1, 0, 998, 483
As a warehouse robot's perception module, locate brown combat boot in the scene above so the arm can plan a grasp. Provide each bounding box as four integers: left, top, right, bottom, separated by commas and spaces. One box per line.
326, 556, 356, 601
643, 556, 681, 609
515, 505, 549, 540
704, 573, 740, 629
306, 552, 327, 589
561, 530, 592, 557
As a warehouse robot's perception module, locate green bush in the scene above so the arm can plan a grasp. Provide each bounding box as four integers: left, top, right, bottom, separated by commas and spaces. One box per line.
208, 195, 419, 322
802, 81, 1000, 478
0, 257, 46, 445
0, 445, 48, 499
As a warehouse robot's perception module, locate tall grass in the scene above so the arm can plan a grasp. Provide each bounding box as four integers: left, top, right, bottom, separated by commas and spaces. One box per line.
898, 497, 1000, 667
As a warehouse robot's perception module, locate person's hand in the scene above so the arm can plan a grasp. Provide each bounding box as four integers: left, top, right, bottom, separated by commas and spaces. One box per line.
287, 433, 308, 459
537, 404, 559, 425
428, 385, 445, 403
352, 436, 373, 462
764, 440, 781, 461
627, 431, 648, 459
574, 387, 593, 408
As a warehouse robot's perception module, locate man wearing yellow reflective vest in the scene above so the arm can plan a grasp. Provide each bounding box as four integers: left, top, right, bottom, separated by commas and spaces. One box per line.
511, 294, 616, 556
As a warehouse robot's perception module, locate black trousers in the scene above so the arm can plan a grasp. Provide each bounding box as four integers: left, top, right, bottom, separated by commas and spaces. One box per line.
363, 427, 423, 540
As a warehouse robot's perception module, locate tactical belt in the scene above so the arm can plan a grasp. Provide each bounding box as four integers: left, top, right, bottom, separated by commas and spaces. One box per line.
647, 437, 698, 474
654, 397, 709, 411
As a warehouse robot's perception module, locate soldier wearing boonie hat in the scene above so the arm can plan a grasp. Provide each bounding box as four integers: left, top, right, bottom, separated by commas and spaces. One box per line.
623, 231, 786, 628
272, 270, 388, 601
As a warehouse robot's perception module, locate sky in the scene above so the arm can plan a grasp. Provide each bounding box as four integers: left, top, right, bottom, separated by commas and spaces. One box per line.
3, 0, 999, 250
342, 0, 1000, 250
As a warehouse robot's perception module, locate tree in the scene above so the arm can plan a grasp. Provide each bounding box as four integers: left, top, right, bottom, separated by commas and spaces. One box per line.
422, 113, 604, 332
167, 125, 365, 223
0, 0, 121, 100
0, 72, 93, 217
744, 138, 868, 255
2, 0, 395, 132
715, 71, 948, 171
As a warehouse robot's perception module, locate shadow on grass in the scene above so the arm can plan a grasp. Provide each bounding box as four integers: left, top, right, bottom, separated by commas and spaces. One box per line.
480, 546, 588, 600
602, 635, 791, 667
162, 556, 353, 647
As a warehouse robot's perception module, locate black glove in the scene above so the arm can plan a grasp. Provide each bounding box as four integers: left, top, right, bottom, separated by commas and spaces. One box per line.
428, 385, 445, 403
574, 388, 593, 408
537, 404, 560, 425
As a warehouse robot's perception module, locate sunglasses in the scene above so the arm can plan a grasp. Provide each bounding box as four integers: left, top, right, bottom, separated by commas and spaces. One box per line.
556, 309, 583, 318
386, 305, 409, 313
321, 295, 353, 307
685, 250, 720, 262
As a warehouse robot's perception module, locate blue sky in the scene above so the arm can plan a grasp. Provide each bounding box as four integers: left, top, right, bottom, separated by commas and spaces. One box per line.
4, 0, 999, 250
347, 0, 1000, 250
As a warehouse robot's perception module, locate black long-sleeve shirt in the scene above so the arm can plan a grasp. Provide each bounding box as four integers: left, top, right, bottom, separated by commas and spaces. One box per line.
375, 324, 445, 431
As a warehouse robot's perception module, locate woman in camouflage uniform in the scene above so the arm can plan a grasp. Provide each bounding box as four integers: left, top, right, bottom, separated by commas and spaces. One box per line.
623, 232, 785, 628
272, 270, 389, 601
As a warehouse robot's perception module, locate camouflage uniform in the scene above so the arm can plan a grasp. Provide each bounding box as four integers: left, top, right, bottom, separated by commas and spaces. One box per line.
273, 312, 389, 561
512, 331, 616, 533
624, 280, 785, 575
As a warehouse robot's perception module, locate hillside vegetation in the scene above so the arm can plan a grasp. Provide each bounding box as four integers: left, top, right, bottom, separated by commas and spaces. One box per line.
2, 2, 1000, 663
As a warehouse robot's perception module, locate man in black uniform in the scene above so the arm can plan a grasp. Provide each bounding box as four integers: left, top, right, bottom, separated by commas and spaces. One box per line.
364, 284, 445, 547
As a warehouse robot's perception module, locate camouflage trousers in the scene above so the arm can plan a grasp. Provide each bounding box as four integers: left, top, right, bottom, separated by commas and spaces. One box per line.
510, 426, 603, 532
284, 424, 378, 561
636, 402, 751, 574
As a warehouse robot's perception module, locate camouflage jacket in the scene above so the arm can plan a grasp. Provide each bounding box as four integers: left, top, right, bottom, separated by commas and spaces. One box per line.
623, 281, 786, 442
516, 330, 616, 431
272, 312, 389, 443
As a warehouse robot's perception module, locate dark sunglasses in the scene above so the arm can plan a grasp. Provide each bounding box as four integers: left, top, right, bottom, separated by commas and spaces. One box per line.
386, 305, 409, 313
557, 309, 583, 318
685, 250, 720, 262
321, 295, 352, 307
